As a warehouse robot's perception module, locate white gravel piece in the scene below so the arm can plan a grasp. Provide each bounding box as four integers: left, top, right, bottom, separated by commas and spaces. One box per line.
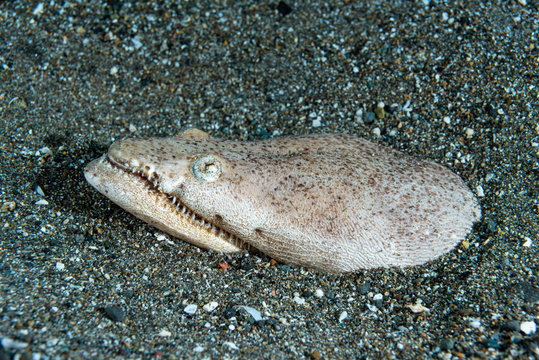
239, 306, 263, 321
520, 321, 536, 335
158, 329, 171, 337
184, 304, 197, 315
203, 301, 218, 312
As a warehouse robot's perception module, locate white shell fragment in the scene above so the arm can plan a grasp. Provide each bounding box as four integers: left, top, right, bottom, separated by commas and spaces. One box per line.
203, 301, 219, 312
238, 306, 264, 321
521, 321, 537, 335
406, 301, 430, 313
184, 304, 197, 315
158, 329, 171, 337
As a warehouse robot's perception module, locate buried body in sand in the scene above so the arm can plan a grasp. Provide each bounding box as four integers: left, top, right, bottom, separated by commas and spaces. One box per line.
85, 129, 481, 273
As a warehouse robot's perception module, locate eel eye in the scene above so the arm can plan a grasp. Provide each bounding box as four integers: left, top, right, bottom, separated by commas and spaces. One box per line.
192, 155, 222, 182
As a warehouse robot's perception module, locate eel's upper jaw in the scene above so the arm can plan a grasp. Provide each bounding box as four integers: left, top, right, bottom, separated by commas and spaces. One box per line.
84, 155, 245, 253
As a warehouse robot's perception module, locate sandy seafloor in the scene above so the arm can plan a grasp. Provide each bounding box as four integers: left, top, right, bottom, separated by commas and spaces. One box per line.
0, 0, 538, 359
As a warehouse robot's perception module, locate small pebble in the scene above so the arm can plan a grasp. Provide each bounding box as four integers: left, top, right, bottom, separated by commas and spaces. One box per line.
375, 104, 385, 119
55, 262, 65, 271
521, 321, 537, 335
36, 186, 45, 196
193, 345, 205, 353
155, 233, 166, 241
486, 218, 498, 233
521, 283, 539, 304
406, 301, 429, 313
276, 1, 292, 16
184, 304, 197, 315
46, 338, 58, 347
32, 3, 44, 16
502, 320, 521, 332
203, 301, 218, 312
359, 283, 371, 295
326, 292, 337, 300
158, 329, 171, 337
354, 109, 363, 123
1, 201, 16, 211
366, 303, 378, 312
131, 38, 143, 49
469, 318, 481, 329
35, 199, 49, 205
294, 295, 305, 305
363, 112, 375, 124
440, 338, 454, 351
338, 311, 348, 323
476, 185, 485, 198
486, 335, 501, 349
239, 306, 263, 321
1, 337, 28, 350
315, 289, 324, 298
36, 147, 52, 156
104, 305, 125, 322
223, 341, 239, 350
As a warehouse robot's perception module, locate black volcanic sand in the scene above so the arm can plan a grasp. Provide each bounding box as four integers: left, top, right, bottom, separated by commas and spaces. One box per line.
1, 1, 538, 359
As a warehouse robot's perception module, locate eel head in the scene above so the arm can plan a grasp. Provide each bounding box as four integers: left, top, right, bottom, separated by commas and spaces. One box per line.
84, 129, 251, 253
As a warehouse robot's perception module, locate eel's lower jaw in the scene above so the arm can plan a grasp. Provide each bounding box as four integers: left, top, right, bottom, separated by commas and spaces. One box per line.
85, 155, 246, 253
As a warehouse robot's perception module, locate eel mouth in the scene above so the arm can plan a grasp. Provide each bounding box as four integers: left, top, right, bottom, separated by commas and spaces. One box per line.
88, 154, 246, 253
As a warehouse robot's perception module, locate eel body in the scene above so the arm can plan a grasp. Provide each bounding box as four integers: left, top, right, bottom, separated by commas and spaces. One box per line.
84, 129, 481, 272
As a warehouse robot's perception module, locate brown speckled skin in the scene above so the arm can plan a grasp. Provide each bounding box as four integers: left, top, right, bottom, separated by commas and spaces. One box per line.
85, 130, 481, 273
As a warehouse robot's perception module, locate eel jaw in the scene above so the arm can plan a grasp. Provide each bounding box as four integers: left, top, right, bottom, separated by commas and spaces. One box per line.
84, 155, 245, 253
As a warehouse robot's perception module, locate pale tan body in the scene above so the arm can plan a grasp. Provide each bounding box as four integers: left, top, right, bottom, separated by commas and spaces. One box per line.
84, 129, 481, 272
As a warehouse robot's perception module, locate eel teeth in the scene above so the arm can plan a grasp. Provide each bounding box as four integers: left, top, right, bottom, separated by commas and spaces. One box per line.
109, 156, 245, 250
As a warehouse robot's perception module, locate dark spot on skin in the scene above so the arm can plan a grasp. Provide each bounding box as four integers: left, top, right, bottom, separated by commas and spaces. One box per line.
214, 214, 223, 224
